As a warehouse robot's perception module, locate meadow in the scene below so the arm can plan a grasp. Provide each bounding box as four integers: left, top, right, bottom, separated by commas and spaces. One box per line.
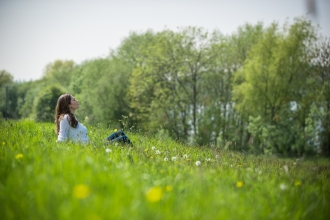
0, 119, 329, 220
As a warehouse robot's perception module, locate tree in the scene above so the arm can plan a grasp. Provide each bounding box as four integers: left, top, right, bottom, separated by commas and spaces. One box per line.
233, 17, 317, 155
75, 57, 132, 128
42, 60, 75, 89
0, 70, 13, 87
201, 23, 264, 148
127, 28, 215, 142
33, 85, 65, 122
309, 36, 330, 155
0, 70, 14, 119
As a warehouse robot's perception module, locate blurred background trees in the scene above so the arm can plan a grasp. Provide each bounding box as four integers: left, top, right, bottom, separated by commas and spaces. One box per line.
1, 16, 329, 156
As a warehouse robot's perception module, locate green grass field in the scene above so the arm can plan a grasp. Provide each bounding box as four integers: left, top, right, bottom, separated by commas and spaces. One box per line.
1, 120, 329, 220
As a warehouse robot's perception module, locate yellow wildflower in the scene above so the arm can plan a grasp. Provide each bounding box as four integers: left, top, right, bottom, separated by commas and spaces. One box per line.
145, 186, 164, 202
2, 142, 5, 145
236, 181, 244, 188
165, 185, 173, 192
72, 184, 90, 199
114, 129, 117, 132
295, 181, 301, 187
15, 154, 23, 159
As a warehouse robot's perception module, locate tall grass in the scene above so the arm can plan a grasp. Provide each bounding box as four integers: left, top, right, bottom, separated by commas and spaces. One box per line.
0, 119, 329, 220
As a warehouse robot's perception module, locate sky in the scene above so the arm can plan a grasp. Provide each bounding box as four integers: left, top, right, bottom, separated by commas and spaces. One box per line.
0, 0, 329, 81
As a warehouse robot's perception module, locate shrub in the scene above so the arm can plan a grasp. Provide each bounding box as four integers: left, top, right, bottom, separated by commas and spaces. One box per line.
33, 85, 65, 122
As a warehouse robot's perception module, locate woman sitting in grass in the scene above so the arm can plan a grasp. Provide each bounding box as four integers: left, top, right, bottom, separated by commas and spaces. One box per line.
54, 93, 131, 145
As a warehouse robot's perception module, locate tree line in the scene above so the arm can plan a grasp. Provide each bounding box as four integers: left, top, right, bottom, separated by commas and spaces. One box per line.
1, 16, 329, 156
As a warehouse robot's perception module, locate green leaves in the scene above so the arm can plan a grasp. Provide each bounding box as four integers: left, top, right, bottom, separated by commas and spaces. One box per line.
233, 17, 319, 154
33, 84, 65, 122
4, 16, 330, 155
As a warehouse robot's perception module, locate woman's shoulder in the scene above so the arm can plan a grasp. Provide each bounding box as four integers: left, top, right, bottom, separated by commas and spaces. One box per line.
59, 114, 71, 121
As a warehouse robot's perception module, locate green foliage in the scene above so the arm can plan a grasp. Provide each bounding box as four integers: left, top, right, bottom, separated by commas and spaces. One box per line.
0, 84, 18, 119
5, 16, 330, 156
74, 57, 132, 127
309, 36, 330, 155
0, 70, 14, 87
233, 17, 318, 155
42, 60, 75, 89
33, 85, 65, 122
0, 120, 330, 219
0, 70, 15, 118
16, 80, 42, 119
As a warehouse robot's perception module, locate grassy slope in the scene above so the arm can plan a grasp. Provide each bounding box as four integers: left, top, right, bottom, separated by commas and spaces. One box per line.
0, 119, 329, 220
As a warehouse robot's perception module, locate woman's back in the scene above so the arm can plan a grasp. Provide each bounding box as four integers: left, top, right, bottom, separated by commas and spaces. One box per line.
57, 114, 89, 144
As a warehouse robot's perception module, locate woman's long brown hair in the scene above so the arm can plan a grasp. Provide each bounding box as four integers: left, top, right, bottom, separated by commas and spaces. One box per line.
54, 93, 78, 135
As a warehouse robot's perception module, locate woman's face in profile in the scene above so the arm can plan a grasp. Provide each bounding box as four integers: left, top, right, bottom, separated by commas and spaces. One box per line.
69, 96, 79, 110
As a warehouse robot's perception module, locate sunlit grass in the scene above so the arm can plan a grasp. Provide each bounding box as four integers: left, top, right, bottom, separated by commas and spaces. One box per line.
0, 119, 329, 220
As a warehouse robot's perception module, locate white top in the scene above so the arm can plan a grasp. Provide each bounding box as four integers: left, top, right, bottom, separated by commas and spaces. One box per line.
57, 114, 90, 144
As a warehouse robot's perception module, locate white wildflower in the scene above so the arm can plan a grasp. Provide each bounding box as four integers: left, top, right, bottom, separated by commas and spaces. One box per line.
105, 148, 112, 153
196, 161, 201, 166
279, 183, 288, 190
151, 146, 156, 151
155, 150, 161, 154
171, 156, 177, 161
215, 155, 219, 159
164, 157, 168, 161
206, 158, 211, 161
283, 165, 289, 174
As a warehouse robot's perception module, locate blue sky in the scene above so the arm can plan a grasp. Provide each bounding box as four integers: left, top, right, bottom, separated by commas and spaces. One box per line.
0, 0, 329, 81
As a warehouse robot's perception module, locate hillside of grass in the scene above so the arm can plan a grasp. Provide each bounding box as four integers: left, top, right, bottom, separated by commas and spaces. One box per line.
0, 119, 330, 220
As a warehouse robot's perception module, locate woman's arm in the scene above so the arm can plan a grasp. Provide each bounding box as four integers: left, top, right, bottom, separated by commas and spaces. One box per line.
57, 114, 70, 142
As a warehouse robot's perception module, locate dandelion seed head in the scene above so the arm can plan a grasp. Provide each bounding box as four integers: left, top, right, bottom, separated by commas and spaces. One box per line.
105, 148, 112, 153
151, 146, 156, 151
171, 157, 177, 161
164, 157, 168, 161
283, 165, 289, 174
279, 183, 288, 190
196, 161, 201, 166
155, 150, 161, 154
183, 154, 188, 159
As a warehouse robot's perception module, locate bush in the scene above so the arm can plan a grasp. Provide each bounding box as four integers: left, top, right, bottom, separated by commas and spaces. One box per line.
33, 85, 65, 122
